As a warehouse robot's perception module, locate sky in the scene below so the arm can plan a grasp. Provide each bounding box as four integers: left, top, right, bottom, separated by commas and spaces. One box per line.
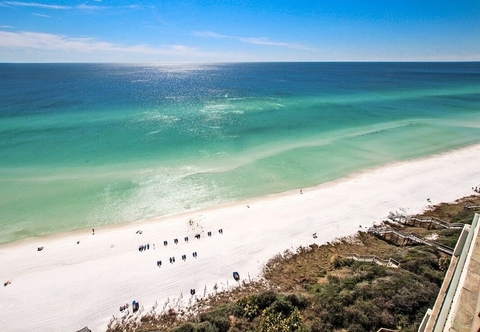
0, 0, 479, 63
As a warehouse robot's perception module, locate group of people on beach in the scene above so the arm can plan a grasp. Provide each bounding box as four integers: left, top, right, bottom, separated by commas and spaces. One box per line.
157, 251, 198, 267
148, 228, 223, 268
138, 243, 151, 252
143, 228, 223, 260
473, 186, 480, 194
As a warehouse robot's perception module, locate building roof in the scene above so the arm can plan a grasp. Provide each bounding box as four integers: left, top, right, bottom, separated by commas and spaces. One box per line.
418, 213, 480, 332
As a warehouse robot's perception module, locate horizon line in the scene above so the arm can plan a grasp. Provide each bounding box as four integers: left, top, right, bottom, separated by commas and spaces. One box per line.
1, 60, 480, 64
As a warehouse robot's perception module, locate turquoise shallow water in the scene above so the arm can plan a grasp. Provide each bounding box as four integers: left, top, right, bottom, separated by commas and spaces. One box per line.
1, 62, 480, 244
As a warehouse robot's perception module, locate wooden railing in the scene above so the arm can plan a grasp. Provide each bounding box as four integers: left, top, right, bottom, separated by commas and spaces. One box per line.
388, 213, 463, 230
367, 226, 454, 255
344, 253, 401, 268
464, 204, 480, 211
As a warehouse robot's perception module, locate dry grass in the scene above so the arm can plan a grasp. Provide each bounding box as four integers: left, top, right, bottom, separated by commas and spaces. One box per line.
262, 233, 404, 292
420, 195, 480, 222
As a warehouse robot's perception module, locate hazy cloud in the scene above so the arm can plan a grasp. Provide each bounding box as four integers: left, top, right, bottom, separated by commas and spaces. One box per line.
194, 30, 314, 50
32, 12, 51, 18
1, 1, 141, 10
239, 37, 312, 50
0, 30, 200, 56
194, 31, 229, 38
2, 1, 70, 9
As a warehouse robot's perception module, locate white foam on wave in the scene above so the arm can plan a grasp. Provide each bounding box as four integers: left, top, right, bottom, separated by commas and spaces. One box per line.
135, 111, 181, 125
90, 165, 230, 227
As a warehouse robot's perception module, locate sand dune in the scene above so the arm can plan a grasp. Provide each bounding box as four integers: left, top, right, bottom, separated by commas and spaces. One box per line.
1, 144, 479, 331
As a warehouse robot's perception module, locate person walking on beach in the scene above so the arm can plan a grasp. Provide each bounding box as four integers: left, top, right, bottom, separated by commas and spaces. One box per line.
92, 228, 95, 235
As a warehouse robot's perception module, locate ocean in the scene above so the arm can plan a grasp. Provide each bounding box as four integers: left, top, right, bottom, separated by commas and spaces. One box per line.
1, 62, 480, 244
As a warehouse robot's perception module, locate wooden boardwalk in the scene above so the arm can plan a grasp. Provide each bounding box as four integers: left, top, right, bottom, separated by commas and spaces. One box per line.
464, 203, 480, 210
344, 253, 401, 268
388, 213, 464, 230
367, 226, 454, 255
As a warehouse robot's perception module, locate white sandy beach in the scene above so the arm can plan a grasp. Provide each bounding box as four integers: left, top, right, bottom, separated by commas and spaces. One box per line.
1, 144, 480, 332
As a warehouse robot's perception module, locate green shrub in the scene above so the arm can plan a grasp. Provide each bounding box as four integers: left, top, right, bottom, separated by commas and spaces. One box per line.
342, 277, 357, 290
271, 298, 294, 316
285, 294, 308, 310
451, 210, 474, 223
309, 318, 333, 332
401, 256, 443, 286
326, 275, 340, 284
436, 233, 459, 248
304, 284, 321, 293
257, 291, 277, 310
331, 254, 349, 268
171, 322, 195, 332
229, 303, 244, 318
245, 303, 259, 320
226, 328, 241, 332
346, 324, 364, 332
199, 310, 231, 332
195, 321, 218, 332
439, 256, 451, 271
259, 306, 304, 332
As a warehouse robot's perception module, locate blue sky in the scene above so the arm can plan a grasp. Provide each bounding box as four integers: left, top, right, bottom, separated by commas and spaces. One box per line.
0, 0, 479, 62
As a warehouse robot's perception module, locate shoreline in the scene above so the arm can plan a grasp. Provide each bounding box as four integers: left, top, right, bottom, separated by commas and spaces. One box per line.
2, 141, 479, 250
1, 143, 480, 331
